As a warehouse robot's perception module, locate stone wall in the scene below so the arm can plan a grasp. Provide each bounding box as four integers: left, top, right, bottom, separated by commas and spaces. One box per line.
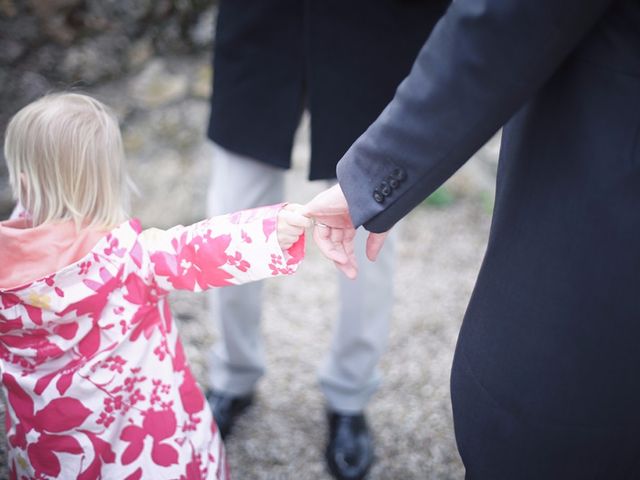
0, 0, 217, 217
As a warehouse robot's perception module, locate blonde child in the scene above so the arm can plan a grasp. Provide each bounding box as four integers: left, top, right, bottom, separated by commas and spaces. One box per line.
0, 93, 311, 479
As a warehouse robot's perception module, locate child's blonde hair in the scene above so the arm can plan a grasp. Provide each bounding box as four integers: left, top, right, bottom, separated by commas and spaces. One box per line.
4, 92, 130, 228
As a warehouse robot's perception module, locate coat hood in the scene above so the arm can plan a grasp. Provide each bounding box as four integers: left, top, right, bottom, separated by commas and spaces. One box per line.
0, 218, 108, 290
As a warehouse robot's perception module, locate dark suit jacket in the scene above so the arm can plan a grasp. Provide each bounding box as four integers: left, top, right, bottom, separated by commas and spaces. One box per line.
338, 0, 640, 473
207, 0, 449, 180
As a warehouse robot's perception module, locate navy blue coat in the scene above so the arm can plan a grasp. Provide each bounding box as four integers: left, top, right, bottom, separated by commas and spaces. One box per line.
207, 0, 449, 180
337, 0, 640, 477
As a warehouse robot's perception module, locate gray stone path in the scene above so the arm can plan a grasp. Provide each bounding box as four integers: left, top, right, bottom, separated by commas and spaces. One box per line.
0, 52, 499, 479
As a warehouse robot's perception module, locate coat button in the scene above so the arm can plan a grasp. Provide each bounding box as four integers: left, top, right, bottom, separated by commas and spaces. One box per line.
380, 181, 391, 196
391, 168, 406, 181
373, 190, 384, 203
388, 177, 399, 189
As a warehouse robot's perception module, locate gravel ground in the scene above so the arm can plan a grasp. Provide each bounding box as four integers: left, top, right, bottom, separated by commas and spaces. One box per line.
0, 53, 496, 479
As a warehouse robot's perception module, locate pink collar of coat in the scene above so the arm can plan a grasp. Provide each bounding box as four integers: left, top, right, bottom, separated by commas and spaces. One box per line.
0, 217, 108, 290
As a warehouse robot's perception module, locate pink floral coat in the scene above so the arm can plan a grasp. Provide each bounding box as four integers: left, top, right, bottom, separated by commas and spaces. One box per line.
0, 205, 304, 480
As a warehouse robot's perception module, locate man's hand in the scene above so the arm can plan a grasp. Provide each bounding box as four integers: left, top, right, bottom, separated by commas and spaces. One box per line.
304, 184, 390, 279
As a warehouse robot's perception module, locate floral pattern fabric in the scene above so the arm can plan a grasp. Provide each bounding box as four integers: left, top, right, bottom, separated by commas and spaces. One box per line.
0, 205, 304, 479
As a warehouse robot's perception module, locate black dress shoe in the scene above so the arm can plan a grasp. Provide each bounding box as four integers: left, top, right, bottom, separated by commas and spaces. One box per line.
325, 411, 374, 480
205, 389, 254, 439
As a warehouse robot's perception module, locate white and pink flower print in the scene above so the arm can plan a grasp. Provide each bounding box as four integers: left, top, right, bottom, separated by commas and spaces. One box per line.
0, 204, 304, 479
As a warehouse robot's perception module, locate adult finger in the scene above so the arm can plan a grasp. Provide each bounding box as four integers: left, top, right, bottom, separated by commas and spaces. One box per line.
365, 231, 389, 261
339, 228, 358, 279
313, 225, 348, 265
282, 210, 313, 229
335, 257, 358, 280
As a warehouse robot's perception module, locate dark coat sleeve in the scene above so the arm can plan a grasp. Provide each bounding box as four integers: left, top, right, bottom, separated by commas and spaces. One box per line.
336, 0, 614, 233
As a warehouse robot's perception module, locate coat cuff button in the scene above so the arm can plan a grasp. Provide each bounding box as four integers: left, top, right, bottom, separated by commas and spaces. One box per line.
391, 168, 406, 181
380, 181, 391, 196
373, 190, 384, 203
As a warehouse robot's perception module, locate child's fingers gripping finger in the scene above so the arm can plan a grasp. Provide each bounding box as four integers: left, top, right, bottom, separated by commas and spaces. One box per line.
287, 229, 304, 242
278, 224, 307, 249
279, 222, 305, 239
277, 209, 294, 231
284, 203, 314, 227
280, 208, 313, 229
283, 202, 311, 216
277, 211, 298, 244
283, 202, 303, 211
278, 232, 298, 250
298, 214, 314, 229
288, 212, 313, 229
280, 241, 293, 251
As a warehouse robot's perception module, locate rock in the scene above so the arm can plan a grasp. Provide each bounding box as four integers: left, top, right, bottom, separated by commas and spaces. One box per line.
129, 59, 189, 108
0, 70, 51, 159
122, 126, 147, 156
191, 63, 212, 99
151, 99, 209, 149
128, 146, 210, 228
28, 0, 83, 45
98, 0, 153, 23
0, 11, 39, 52
91, 79, 136, 120
16, 71, 51, 101
152, 0, 173, 18
28, 44, 64, 77
0, 0, 17, 16
0, 38, 25, 64
127, 38, 155, 70
62, 33, 130, 83
189, 6, 217, 49
41, 13, 77, 45
0, 70, 8, 96
152, 17, 185, 53
27, 0, 83, 15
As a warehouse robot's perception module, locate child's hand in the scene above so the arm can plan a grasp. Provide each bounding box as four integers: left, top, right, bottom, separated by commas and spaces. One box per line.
277, 203, 312, 250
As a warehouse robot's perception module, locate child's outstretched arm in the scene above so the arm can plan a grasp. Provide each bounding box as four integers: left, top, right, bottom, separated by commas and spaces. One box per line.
140, 204, 310, 293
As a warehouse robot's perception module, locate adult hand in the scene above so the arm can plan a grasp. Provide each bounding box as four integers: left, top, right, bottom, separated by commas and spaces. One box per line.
304, 184, 390, 279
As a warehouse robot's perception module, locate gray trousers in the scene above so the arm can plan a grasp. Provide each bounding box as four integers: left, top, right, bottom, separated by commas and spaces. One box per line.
206, 143, 395, 412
